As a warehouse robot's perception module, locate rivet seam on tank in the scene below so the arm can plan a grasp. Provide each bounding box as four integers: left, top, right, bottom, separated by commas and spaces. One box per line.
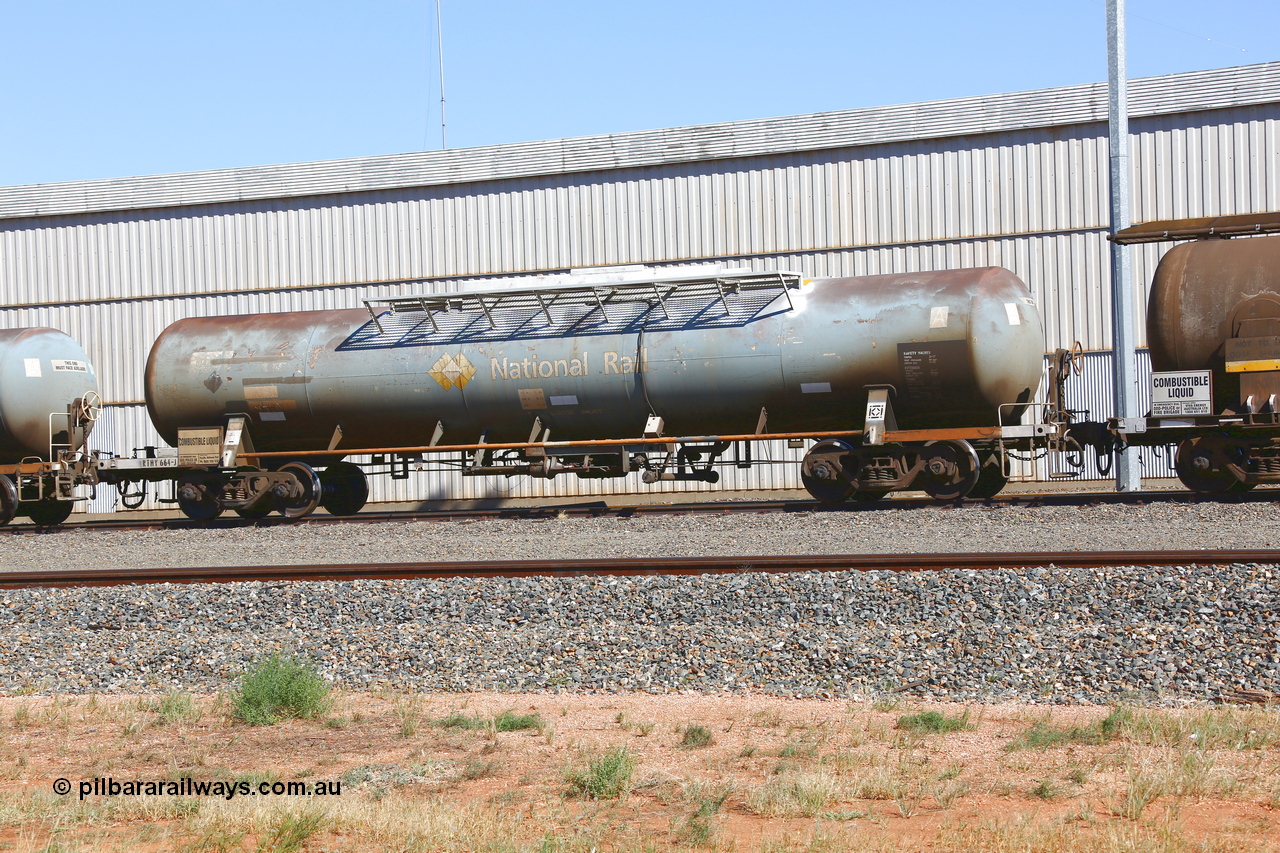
429, 353, 478, 390
1004, 304, 1021, 326
929, 307, 949, 329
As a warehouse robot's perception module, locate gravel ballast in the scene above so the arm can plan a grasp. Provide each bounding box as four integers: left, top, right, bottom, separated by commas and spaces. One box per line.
5, 500, 1280, 571
0, 501, 1277, 703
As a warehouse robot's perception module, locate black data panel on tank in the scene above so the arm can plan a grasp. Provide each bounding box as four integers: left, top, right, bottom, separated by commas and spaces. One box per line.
897, 340, 973, 405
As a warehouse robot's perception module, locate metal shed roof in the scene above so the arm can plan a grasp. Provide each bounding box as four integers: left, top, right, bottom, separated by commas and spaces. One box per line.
2, 61, 1278, 222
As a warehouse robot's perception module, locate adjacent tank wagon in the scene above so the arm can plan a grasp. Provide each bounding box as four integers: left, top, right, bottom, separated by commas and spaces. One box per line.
0, 327, 101, 525
1113, 221, 1280, 493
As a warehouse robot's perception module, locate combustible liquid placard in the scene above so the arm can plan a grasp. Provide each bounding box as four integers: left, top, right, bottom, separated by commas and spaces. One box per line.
1151, 370, 1212, 416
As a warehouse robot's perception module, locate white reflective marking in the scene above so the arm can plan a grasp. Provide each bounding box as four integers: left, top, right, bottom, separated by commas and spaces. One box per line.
23, 358, 41, 377
929, 306, 949, 328
801, 382, 832, 394
259, 412, 287, 421
1005, 303, 1021, 325
549, 395, 578, 406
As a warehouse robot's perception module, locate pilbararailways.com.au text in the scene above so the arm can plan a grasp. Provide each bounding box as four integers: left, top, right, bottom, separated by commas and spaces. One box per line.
54, 777, 342, 801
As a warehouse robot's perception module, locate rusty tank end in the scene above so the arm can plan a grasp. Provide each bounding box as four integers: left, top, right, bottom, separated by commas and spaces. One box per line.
0, 328, 100, 463
145, 267, 1045, 454
1148, 235, 1280, 410
797, 266, 1043, 429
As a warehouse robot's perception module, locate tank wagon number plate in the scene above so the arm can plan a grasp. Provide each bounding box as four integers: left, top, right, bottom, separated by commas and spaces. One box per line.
1151, 371, 1212, 416
177, 427, 224, 466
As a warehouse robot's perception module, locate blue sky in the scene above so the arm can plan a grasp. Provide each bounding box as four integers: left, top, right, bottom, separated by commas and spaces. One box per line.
1, 1, 1277, 187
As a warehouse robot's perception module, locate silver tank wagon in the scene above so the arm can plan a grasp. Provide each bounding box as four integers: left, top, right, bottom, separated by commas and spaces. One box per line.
143, 267, 1045, 517
0, 327, 101, 525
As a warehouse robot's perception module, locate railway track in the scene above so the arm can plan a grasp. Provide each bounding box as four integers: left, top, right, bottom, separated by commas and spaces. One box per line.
2, 549, 1276, 590
1, 486, 1275, 534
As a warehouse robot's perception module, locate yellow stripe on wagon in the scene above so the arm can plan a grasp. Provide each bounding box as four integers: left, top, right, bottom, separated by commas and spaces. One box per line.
1225, 358, 1280, 373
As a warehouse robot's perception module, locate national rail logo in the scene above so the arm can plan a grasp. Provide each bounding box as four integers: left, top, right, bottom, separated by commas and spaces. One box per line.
428, 353, 478, 390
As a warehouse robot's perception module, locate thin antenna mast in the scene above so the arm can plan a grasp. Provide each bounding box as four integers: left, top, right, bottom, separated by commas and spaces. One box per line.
436, 0, 447, 149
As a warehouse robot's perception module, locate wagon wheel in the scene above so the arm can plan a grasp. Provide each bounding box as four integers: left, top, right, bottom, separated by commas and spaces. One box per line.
800, 439, 857, 504
967, 458, 1009, 500
319, 461, 369, 516
25, 499, 74, 526
915, 440, 981, 501
176, 468, 224, 521
277, 462, 322, 519
1174, 436, 1249, 494
235, 504, 273, 520
0, 476, 16, 527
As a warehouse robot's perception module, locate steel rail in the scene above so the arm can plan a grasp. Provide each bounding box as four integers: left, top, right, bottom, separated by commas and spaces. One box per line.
0, 486, 1273, 535
2, 549, 1275, 590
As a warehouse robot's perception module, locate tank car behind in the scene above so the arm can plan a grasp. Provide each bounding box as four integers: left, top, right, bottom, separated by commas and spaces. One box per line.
140, 266, 1047, 519
1139, 231, 1280, 492
0, 327, 101, 525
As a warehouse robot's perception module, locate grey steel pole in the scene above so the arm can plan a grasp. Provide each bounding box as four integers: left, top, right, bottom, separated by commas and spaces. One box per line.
1107, 0, 1141, 491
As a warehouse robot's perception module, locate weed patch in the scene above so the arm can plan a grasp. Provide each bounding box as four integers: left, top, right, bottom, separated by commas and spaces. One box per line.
1007, 708, 1129, 751
151, 691, 201, 726
680, 724, 714, 748
897, 710, 969, 734
253, 808, 326, 853
438, 709, 544, 733
231, 654, 332, 726
565, 746, 636, 800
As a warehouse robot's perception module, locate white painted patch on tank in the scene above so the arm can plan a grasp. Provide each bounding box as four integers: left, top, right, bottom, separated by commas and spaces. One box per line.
1005, 303, 1022, 325
244, 385, 279, 399
259, 412, 287, 421
801, 383, 832, 393
190, 351, 229, 365
929, 307, 949, 328
550, 395, 579, 406
23, 358, 41, 377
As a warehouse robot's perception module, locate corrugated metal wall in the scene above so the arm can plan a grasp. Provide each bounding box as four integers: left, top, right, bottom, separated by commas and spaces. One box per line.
4, 63, 1275, 221
1, 90, 1277, 512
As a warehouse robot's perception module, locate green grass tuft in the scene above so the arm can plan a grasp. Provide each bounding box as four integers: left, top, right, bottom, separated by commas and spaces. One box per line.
494, 709, 545, 732
1006, 708, 1131, 751
565, 746, 636, 799
231, 654, 332, 726
896, 710, 969, 734
252, 808, 326, 853
437, 709, 544, 733
680, 724, 714, 748
152, 690, 201, 725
